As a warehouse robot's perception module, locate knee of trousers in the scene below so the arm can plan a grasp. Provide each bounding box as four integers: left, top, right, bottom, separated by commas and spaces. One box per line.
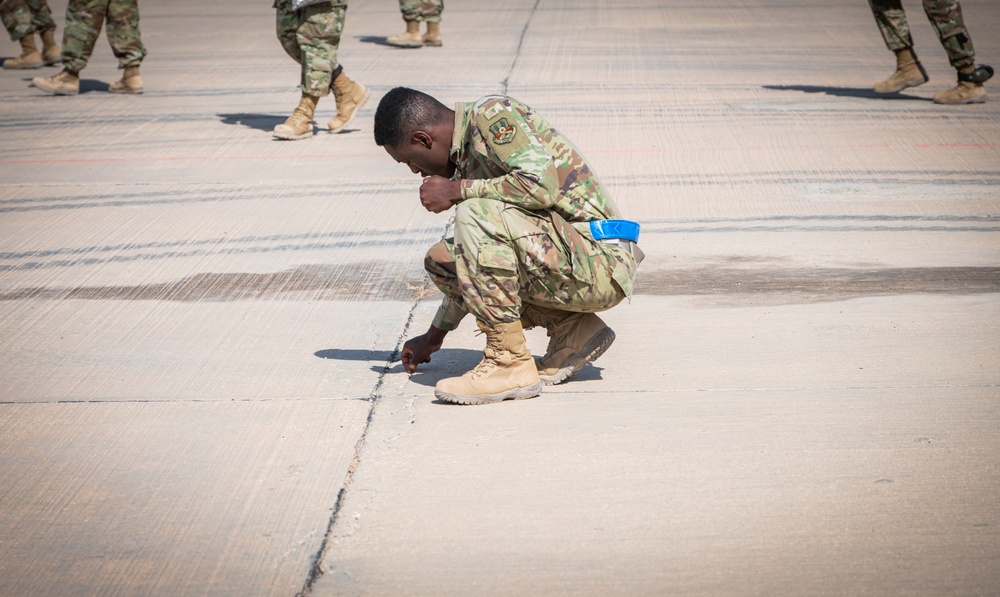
424, 240, 455, 277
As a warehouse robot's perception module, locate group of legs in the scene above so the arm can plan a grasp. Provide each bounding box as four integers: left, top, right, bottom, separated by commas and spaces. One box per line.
1, 0, 145, 95
869, 0, 992, 103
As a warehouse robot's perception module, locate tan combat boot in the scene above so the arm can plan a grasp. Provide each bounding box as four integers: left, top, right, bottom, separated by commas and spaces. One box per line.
328, 71, 370, 133
3, 35, 44, 69
423, 22, 442, 47
386, 20, 422, 48
873, 48, 928, 94
434, 320, 543, 405
31, 69, 79, 95
273, 92, 319, 140
522, 305, 616, 385
933, 67, 988, 104
109, 65, 143, 94
40, 29, 61, 65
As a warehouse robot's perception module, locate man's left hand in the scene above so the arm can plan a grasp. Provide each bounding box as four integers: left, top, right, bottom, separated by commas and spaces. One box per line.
419, 176, 462, 213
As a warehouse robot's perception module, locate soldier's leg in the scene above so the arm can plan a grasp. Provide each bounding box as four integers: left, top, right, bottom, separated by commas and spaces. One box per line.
26, 0, 60, 64
2, 0, 32, 42
60, 0, 107, 74
386, 0, 423, 48
868, 0, 911, 51
921, 0, 974, 69
274, 0, 301, 64
452, 198, 628, 325
923, 0, 991, 104
295, 2, 342, 98
868, 0, 928, 93
1, 0, 44, 69
25, 0, 55, 33
104, 0, 145, 69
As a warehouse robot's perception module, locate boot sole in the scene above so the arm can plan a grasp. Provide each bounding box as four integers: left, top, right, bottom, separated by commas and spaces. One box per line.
109, 86, 144, 95
386, 40, 423, 48
538, 326, 616, 385
933, 95, 987, 105
328, 87, 371, 133
3, 61, 44, 69
435, 381, 543, 405
32, 83, 78, 95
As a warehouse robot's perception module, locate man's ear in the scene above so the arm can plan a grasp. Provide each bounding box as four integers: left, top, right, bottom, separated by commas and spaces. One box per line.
411, 130, 433, 149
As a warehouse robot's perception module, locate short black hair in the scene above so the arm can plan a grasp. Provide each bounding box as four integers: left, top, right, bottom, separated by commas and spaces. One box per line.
374, 87, 452, 147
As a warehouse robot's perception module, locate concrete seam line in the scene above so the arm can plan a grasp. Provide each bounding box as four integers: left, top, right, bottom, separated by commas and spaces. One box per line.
295, 221, 453, 596
501, 0, 541, 95
293, 301, 420, 597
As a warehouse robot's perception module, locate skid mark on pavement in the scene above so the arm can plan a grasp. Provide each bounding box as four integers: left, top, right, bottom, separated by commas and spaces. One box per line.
1, 264, 997, 304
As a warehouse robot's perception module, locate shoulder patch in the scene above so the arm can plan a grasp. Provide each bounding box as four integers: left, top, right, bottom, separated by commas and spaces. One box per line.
488, 118, 516, 145
476, 109, 530, 162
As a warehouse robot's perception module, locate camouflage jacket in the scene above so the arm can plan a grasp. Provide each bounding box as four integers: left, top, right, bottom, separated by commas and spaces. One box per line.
451, 96, 623, 224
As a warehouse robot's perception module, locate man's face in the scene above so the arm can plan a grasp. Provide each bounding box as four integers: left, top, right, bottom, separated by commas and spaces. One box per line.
384, 131, 455, 179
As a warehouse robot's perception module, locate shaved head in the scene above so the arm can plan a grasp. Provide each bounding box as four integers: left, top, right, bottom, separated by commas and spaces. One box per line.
374, 87, 453, 147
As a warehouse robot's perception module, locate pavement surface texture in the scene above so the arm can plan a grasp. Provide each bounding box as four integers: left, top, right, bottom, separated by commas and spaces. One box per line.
1, 1, 998, 596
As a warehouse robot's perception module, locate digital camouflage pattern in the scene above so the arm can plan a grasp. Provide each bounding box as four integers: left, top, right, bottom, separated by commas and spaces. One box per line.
868, 0, 975, 69
1, 0, 55, 42
427, 96, 638, 330
61, 0, 145, 73
399, 0, 442, 23
274, 0, 346, 98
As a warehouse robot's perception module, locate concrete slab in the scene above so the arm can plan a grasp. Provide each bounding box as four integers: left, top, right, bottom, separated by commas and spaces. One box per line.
1, 0, 998, 595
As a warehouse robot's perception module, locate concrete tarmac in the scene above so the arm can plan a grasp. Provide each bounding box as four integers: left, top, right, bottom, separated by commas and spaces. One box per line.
1, 1, 998, 595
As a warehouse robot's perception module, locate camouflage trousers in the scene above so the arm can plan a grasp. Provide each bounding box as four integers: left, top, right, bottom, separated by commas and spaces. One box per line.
868, 0, 975, 69
1, 0, 55, 42
275, 0, 346, 98
399, 0, 442, 23
425, 198, 635, 329
61, 0, 146, 73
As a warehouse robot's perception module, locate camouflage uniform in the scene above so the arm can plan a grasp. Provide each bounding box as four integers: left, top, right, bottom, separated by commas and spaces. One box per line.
59, 0, 145, 73
1, 0, 55, 42
399, 0, 442, 23
426, 96, 638, 330
868, 0, 976, 69
274, 0, 346, 98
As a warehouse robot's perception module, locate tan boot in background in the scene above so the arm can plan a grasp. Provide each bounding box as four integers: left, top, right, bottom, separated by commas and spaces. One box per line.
31, 69, 79, 94
873, 48, 928, 94
933, 66, 989, 104
522, 305, 616, 385
386, 20, 422, 48
273, 92, 319, 140
434, 320, 543, 405
423, 22, 442, 47
3, 35, 44, 69
328, 71, 370, 133
40, 29, 61, 65
109, 65, 143, 94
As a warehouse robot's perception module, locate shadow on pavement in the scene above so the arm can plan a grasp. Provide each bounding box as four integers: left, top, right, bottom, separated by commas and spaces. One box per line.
356, 35, 411, 48
218, 113, 286, 132
763, 84, 931, 101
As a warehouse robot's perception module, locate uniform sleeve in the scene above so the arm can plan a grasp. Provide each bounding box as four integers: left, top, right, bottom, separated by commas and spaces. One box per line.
459, 105, 560, 211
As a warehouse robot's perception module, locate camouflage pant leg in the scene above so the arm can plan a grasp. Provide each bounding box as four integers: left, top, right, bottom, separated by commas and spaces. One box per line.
274, 0, 301, 63
103, 0, 146, 68
1, 0, 32, 41
25, 0, 55, 33
429, 198, 631, 326
62, 0, 107, 72
868, 0, 913, 51
275, 1, 345, 98
922, 0, 975, 69
398, 0, 442, 23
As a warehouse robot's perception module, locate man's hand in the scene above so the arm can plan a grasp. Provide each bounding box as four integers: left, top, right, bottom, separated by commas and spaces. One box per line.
419, 176, 462, 213
400, 325, 448, 374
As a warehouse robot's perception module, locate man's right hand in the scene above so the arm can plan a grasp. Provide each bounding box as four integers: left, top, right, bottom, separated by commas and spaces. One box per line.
400, 325, 448, 374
